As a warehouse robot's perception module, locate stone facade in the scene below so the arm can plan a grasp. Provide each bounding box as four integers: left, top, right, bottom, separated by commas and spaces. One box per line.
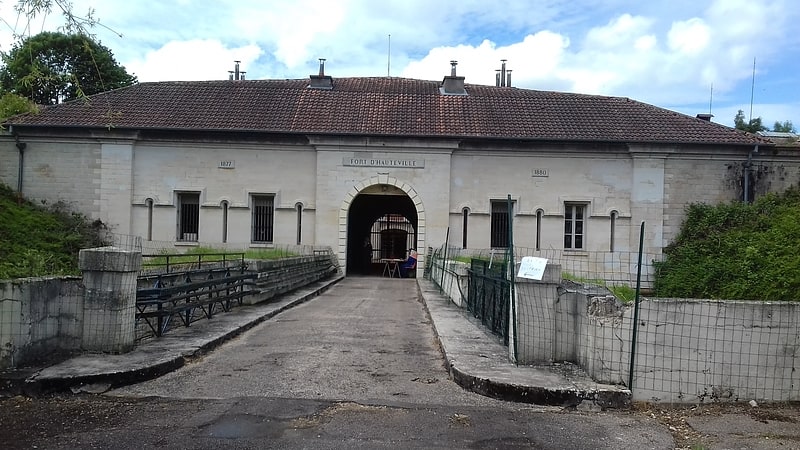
2, 131, 800, 275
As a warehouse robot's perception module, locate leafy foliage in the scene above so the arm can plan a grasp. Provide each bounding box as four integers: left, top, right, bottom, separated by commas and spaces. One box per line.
733, 109, 766, 133
0, 183, 109, 279
0, 31, 136, 105
773, 120, 796, 133
0, 92, 38, 121
654, 186, 800, 301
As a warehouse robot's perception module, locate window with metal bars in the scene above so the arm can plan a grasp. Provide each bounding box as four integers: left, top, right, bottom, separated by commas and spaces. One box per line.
177, 192, 199, 242
370, 214, 414, 260
564, 203, 586, 250
251, 195, 275, 243
490, 200, 512, 248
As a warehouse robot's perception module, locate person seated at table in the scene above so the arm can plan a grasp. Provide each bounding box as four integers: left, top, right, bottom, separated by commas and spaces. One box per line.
399, 249, 417, 278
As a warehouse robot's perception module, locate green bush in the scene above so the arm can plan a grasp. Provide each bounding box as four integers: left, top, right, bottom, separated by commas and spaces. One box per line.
654, 186, 800, 301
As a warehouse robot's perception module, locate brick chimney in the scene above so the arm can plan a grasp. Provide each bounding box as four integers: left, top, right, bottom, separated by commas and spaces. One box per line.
440, 60, 467, 95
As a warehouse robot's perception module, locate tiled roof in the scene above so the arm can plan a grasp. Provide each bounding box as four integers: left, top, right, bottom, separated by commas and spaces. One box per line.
5, 77, 765, 145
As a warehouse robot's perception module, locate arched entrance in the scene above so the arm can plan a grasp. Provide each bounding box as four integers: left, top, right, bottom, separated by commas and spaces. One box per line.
339, 177, 424, 276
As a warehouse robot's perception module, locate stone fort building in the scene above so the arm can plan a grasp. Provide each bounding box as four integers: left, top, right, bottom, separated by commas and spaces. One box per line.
2, 62, 796, 276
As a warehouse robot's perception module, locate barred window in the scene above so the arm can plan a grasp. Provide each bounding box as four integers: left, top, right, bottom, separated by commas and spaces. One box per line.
177, 192, 199, 242
490, 200, 512, 248
251, 195, 275, 243
564, 203, 586, 250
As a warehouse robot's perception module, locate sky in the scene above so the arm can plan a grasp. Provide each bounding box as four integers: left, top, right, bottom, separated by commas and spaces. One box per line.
1, 0, 798, 129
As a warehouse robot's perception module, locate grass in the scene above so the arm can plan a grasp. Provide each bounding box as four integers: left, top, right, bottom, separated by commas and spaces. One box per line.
562, 272, 638, 303
142, 246, 299, 269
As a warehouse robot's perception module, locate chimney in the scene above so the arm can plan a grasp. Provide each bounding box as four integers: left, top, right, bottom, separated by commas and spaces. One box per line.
308, 58, 333, 90
440, 60, 467, 95
696, 113, 714, 122
495, 60, 512, 87
229, 61, 245, 81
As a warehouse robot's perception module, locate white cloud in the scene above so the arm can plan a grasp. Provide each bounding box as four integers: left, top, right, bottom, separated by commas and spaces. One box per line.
128, 40, 262, 82
667, 18, 710, 55
0, 0, 798, 125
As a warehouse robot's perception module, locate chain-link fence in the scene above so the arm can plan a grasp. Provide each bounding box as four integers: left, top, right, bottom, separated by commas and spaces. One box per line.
426, 242, 800, 403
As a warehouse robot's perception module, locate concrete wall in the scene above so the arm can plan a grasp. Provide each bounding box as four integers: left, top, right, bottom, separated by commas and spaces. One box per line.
244, 254, 339, 305
1, 250, 339, 370
0, 276, 84, 369
427, 259, 469, 308
0, 138, 102, 219
514, 286, 800, 403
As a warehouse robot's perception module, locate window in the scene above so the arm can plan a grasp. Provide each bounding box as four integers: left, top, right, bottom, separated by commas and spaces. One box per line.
610, 210, 618, 252
461, 207, 470, 249
490, 200, 513, 248
295, 202, 303, 245
221, 201, 229, 243
146, 198, 154, 241
251, 195, 275, 243
177, 192, 200, 242
535, 209, 543, 251
564, 203, 585, 250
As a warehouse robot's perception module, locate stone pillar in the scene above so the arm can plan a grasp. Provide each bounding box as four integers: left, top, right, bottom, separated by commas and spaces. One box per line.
79, 246, 142, 353
512, 263, 562, 364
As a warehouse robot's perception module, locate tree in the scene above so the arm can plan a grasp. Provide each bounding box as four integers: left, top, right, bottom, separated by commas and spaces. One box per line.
0, 31, 136, 105
733, 109, 767, 133
0, 92, 37, 120
773, 120, 796, 133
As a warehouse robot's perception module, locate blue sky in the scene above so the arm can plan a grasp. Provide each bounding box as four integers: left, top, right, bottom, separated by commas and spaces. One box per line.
2, 0, 798, 129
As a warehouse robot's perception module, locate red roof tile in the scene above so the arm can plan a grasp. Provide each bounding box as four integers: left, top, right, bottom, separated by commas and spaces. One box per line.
5, 77, 765, 146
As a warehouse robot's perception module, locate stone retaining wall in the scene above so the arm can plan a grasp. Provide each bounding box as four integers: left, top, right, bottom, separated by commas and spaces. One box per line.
1, 250, 339, 370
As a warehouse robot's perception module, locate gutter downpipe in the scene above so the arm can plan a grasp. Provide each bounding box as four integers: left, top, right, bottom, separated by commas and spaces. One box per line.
11, 126, 26, 194
743, 145, 759, 203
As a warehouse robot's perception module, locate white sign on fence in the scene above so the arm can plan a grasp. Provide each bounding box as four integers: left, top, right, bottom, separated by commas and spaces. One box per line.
517, 256, 548, 280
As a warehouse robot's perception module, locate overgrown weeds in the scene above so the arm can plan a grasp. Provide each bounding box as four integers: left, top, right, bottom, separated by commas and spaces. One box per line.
0, 183, 109, 279
654, 185, 800, 301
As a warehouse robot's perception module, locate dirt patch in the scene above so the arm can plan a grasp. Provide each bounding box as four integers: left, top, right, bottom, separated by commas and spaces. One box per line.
631, 402, 800, 449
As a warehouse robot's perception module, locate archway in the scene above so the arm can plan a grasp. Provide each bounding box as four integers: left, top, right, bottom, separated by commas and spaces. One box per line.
339, 177, 424, 276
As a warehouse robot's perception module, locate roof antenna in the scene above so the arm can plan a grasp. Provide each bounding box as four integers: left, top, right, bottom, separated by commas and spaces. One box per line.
748, 57, 756, 123
387, 34, 391, 77
709, 83, 713, 114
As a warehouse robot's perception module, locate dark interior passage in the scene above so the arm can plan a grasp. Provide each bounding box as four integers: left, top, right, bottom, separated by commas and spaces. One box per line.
346, 190, 417, 276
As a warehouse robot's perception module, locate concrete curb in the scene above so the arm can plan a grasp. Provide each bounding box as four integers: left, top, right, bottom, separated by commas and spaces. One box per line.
1, 274, 344, 397
417, 278, 631, 409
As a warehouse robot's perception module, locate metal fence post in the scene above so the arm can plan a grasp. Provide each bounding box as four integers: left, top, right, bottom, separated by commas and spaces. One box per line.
507, 194, 518, 363
628, 221, 645, 391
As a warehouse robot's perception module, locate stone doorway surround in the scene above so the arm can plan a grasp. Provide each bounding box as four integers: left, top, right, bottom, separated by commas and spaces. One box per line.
338, 175, 425, 275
